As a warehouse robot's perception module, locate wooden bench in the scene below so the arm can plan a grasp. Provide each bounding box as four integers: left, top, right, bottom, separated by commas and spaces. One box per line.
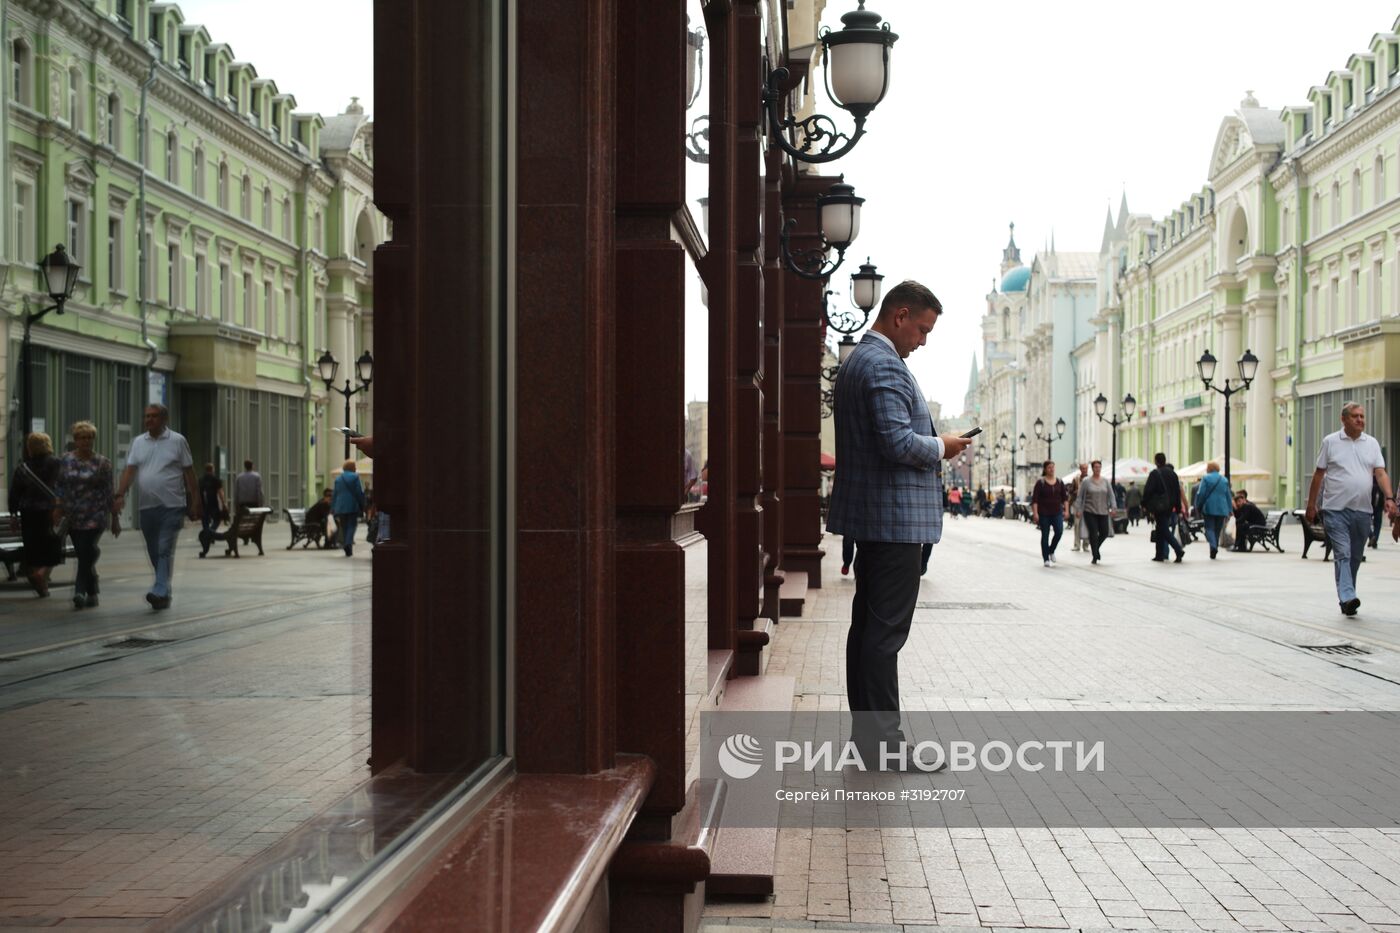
1237, 510, 1286, 552
1292, 509, 1332, 560
284, 507, 332, 550
0, 511, 78, 579
199, 506, 272, 558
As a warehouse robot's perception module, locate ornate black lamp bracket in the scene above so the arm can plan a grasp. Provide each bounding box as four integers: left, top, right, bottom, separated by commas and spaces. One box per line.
763, 67, 868, 164
685, 114, 709, 164
780, 217, 848, 282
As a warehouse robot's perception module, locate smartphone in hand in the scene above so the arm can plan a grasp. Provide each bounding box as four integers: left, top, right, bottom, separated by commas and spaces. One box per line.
335, 427, 365, 438
960, 427, 983, 439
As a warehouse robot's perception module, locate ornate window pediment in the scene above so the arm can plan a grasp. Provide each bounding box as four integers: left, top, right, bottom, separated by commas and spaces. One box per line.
65, 159, 98, 194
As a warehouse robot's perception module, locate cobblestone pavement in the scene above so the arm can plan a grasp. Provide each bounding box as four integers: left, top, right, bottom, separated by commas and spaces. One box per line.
0, 527, 370, 930
703, 516, 1400, 933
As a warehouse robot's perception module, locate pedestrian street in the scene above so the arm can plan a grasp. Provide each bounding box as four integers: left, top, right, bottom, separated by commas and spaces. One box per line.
703, 516, 1400, 933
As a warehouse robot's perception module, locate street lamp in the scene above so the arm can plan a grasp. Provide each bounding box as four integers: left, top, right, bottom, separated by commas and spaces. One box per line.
819, 335, 858, 419
1197, 349, 1258, 489
1094, 391, 1136, 491
319, 348, 374, 459
21, 245, 80, 435
1033, 415, 1066, 459
825, 258, 883, 334
780, 182, 864, 280
999, 431, 1025, 497
761, 2, 899, 164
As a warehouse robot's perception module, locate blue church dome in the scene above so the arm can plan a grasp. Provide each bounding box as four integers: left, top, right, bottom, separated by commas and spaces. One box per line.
999, 266, 1030, 293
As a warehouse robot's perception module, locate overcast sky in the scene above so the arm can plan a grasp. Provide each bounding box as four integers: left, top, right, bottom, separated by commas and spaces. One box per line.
171, 0, 1399, 415
171, 0, 372, 118
836, 0, 1400, 414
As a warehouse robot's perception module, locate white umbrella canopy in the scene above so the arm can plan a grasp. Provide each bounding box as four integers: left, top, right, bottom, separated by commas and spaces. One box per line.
1177, 458, 1271, 481
1112, 458, 1155, 480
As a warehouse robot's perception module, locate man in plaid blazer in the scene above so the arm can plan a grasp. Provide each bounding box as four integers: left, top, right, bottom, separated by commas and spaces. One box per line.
826, 280, 974, 768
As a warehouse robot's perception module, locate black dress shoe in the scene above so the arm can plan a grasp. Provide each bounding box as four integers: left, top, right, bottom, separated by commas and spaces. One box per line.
1341, 598, 1360, 616
1174, 553, 1184, 563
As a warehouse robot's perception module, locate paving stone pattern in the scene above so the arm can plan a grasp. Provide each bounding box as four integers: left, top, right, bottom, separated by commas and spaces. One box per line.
0, 531, 371, 929
703, 517, 1400, 932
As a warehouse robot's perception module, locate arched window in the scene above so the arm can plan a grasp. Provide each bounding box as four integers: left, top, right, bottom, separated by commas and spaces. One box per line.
193, 145, 205, 198
217, 162, 229, 210
1376, 155, 1386, 204
313, 210, 322, 251
261, 186, 271, 229
240, 174, 251, 220
1331, 181, 1341, 226
166, 129, 178, 184
1312, 192, 1321, 236
11, 39, 30, 107
106, 92, 120, 149
1281, 206, 1289, 248
1353, 169, 1363, 215
282, 198, 292, 238
69, 67, 84, 132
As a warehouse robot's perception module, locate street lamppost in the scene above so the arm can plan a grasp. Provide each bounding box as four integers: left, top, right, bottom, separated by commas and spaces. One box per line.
1196, 349, 1259, 490
318, 348, 375, 459
976, 446, 992, 494
21, 245, 80, 435
1000, 431, 1025, 497
1094, 391, 1136, 490
820, 334, 859, 419
1033, 415, 1066, 460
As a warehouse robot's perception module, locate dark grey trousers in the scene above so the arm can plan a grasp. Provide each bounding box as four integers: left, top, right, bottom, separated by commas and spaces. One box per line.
847, 541, 923, 746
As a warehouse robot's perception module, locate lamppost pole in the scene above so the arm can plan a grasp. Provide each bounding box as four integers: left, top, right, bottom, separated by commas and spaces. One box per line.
1094, 392, 1136, 491
22, 246, 80, 436
1197, 350, 1259, 491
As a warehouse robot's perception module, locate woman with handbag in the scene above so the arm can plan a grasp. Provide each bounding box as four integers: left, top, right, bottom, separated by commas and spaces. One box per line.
54, 421, 117, 608
332, 459, 368, 557
1192, 461, 1233, 560
7, 432, 64, 597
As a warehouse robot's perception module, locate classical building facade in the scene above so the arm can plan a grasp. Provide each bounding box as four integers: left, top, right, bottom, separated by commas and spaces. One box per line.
2, 0, 382, 510
976, 226, 1096, 492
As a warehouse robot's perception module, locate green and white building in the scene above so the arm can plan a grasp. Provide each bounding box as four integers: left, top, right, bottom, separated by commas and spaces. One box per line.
2, 0, 381, 512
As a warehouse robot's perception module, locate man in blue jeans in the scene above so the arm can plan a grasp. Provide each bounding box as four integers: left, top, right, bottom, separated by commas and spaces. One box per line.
114, 404, 201, 610
1030, 460, 1069, 567
1306, 402, 1395, 617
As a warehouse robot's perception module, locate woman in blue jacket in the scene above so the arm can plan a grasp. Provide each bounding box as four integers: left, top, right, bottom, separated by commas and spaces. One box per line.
332, 459, 368, 557
1193, 461, 1233, 560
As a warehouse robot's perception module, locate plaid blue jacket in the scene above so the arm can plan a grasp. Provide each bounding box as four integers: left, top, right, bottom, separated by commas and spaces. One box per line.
826, 333, 943, 544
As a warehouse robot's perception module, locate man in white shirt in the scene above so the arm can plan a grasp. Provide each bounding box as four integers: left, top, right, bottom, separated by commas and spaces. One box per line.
1306, 402, 1396, 616
114, 404, 201, 610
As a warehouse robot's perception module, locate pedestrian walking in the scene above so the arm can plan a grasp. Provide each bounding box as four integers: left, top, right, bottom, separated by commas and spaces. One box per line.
1079, 460, 1114, 564
825, 280, 971, 769
1193, 461, 1233, 559
233, 459, 264, 513
114, 404, 200, 610
197, 463, 228, 552
1030, 460, 1069, 567
1068, 463, 1089, 551
1305, 402, 1396, 616
53, 422, 117, 608
1142, 452, 1186, 563
1369, 477, 1385, 549
1126, 481, 1143, 526
8, 432, 64, 597
332, 459, 368, 557
948, 486, 962, 517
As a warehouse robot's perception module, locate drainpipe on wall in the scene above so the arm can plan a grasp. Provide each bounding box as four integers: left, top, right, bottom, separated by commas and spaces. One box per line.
1289, 158, 1306, 507
298, 162, 316, 498
136, 60, 158, 374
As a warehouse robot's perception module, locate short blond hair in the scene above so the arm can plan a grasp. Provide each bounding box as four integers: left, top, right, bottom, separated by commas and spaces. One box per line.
1206, 460, 1220, 473
25, 432, 53, 457
342, 459, 357, 472
71, 420, 97, 439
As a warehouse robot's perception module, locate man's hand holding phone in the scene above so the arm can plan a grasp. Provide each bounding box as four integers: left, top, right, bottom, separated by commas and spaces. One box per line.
940, 426, 979, 459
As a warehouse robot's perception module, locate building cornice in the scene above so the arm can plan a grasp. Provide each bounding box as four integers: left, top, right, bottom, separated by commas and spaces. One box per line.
1298, 90, 1400, 176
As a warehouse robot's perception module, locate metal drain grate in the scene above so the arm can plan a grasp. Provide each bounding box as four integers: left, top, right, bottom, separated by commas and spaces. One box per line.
917, 601, 1025, 611
104, 637, 175, 649
1301, 643, 1373, 656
